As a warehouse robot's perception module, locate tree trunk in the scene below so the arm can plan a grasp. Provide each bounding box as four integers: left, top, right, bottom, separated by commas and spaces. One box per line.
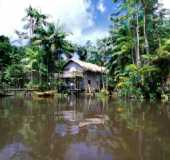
141, 0, 149, 55
143, 7, 149, 55
158, 37, 161, 49
29, 17, 33, 38
136, 5, 141, 67
131, 47, 135, 64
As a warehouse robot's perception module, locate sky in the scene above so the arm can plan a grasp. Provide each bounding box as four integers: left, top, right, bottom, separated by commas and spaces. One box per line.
0, 0, 170, 45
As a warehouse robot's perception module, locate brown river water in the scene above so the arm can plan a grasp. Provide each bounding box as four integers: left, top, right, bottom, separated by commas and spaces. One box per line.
0, 96, 170, 160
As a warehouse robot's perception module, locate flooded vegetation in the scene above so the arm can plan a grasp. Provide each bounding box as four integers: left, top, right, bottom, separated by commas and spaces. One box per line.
0, 96, 170, 160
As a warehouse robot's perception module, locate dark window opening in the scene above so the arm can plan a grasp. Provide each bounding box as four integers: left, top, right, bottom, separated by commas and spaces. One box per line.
88, 80, 91, 85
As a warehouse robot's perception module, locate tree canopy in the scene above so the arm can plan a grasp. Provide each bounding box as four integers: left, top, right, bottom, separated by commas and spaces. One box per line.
0, 3, 170, 98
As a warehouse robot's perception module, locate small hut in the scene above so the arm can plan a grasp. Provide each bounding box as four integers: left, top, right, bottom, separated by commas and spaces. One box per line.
62, 59, 106, 92
166, 75, 170, 88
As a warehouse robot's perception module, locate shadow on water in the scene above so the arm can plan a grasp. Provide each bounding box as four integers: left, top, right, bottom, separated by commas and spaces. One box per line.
0, 96, 170, 160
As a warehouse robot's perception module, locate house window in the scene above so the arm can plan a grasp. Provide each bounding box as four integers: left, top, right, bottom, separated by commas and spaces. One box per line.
88, 80, 91, 85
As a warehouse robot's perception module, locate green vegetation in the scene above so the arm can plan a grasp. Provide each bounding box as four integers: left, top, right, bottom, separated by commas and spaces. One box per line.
0, 2, 170, 100
105, 0, 170, 99
0, 7, 73, 91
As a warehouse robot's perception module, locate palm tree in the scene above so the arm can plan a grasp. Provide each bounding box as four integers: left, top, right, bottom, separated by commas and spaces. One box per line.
25, 6, 48, 36
22, 47, 44, 83
16, 6, 48, 40
32, 23, 69, 73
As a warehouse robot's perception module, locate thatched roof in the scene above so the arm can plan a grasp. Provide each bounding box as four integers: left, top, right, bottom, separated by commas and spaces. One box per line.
65, 59, 106, 73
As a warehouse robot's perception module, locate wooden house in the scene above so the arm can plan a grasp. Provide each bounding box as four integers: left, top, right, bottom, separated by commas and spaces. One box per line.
166, 75, 170, 88
62, 59, 106, 92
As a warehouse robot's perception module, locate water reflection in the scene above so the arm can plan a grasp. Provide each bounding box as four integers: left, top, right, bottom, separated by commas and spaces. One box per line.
0, 143, 31, 160
0, 96, 170, 160
65, 143, 113, 160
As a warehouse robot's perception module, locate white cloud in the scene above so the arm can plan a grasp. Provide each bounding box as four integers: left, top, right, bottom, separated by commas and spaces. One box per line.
97, 0, 106, 13
0, 0, 106, 44
161, 0, 170, 9
67, 28, 108, 45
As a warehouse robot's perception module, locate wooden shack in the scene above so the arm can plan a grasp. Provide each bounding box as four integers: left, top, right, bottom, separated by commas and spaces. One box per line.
62, 59, 106, 92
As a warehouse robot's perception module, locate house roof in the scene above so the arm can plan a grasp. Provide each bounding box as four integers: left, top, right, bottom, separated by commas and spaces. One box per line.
65, 59, 106, 73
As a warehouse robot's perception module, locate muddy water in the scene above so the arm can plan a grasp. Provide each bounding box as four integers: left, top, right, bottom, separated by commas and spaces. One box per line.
0, 96, 170, 160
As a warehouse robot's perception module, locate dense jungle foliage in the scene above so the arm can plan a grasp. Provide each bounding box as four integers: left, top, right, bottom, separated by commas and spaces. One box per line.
0, 1, 170, 99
